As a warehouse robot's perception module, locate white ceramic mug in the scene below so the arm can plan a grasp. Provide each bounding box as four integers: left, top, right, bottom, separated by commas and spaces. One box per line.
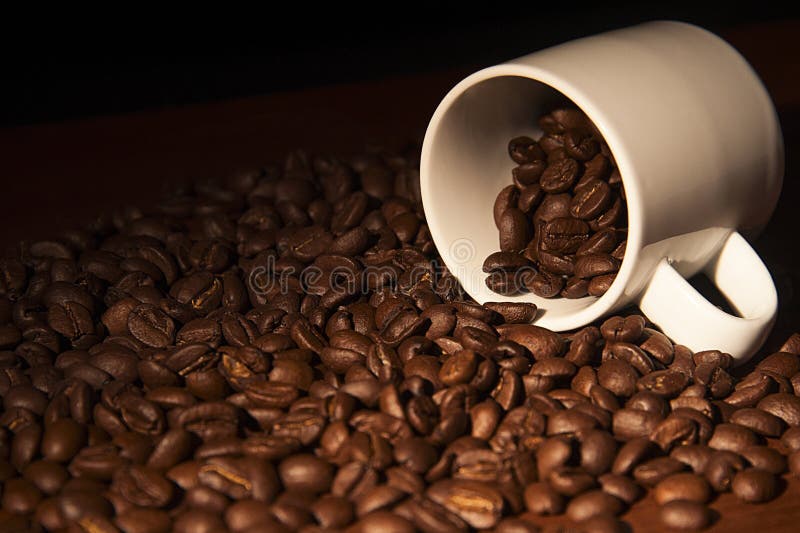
421, 21, 783, 363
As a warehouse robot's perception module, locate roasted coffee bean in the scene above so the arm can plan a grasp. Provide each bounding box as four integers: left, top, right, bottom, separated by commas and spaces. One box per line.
495, 185, 520, 228
524, 482, 565, 515
789, 450, 800, 476
485, 270, 526, 296
499, 324, 563, 359
704, 450, 745, 492
653, 473, 711, 505
498, 208, 530, 253
632, 457, 686, 487
598, 473, 643, 505
541, 158, 581, 193
484, 302, 538, 324
580, 429, 618, 475
41, 418, 86, 462
279, 454, 334, 494
757, 393, 800, 426
542, 217, 590, 254
574, 254, 620, 279
730, 408, 784, 437
548, 466, 597, 496
536, 436, 573, 480
708, 423, 759, 453
731, 468, 779, 503
564, 129, 599, 161
612, 437, 656, 475
781, 426, 800, 452
2, 477, 42, 514
427, 478, 504, 529
23, 460, 69, 495
659, 500, 711, 531
114, 508, 173, 533
526, 270, 564, 298
578, 514, 629, 533
740, 445, 787, 474
588, 273, 616, 296
650, 416, 698, 451
599, 360, 639, 398
112, 465, 174, 508
509, 136, 545, 164
127, 304, 175, 348
566, 490, 624, 522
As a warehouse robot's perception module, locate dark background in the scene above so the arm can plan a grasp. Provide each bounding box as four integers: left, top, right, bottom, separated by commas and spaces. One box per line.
0, 4, 795, 126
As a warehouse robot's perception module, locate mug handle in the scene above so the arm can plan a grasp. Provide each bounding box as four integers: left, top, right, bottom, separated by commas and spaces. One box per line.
637, 231, 777, 362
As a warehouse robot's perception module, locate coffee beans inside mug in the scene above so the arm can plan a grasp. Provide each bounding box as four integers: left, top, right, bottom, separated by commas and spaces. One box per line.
485, 107, 628, 299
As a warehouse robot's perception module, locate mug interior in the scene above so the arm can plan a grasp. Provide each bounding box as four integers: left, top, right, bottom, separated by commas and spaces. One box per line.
421, 73, 637, 330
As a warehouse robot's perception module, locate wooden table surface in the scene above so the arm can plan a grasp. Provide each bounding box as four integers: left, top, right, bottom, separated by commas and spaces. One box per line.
1, 19, 799, 533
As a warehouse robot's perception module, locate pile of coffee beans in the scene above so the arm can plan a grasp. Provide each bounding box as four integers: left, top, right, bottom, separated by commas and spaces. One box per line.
0, 147, 798, 533
485, 107, 627, 298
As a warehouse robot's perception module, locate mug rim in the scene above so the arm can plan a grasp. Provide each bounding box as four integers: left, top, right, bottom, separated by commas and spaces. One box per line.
421, 63, 644, 331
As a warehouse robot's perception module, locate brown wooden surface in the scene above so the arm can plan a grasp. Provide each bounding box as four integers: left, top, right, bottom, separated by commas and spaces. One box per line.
1, 19, 799, 532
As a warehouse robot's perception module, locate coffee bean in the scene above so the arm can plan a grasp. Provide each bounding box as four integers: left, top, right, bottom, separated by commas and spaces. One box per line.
732, 468, 779, 503
347, 510, 415, 533
427, 479, 504, 529
578, 514, 630, 533
499, 208, 530, 253
310, 495, 355, 528
517, 182, 545, 211
571, 179, 613, 220
112, 465, 174, 508
757, 393, 800, 426
588, 273, 617, 296
509, 136, 545, 164
740, 445, 787, 474
705, 450, 746, 492
598, 473, 643, 505
548, 466, 597, 496
524, 482, 565, 515
659, 500, 711, 531
566, 490, 624, 522
128, 304, 175, 348
789, 450, 800, 476
279, 454, 334, 494
612, 438, 656, 475
41, 418, 86, 462
575, 254, 620, 279
670, 444, 713, 474
633, 457, 686, 487
599, 360, 639, 398
781, 426, 800, 452
535, 436, 573, 480
114, 508, 172, 533
541, 158, 581, 193
730, 408, 784, 437
533, 193, 573, 225
2, 477, 42, 514
526, 270, 565, 298
483, 302, 538, 324
542, 217, 590, 254
653, 473, 711, 505
494, 186, 521, 229
485, 270, 526, 296
580, 429, 618, 475
708, 423, 759, 453
498, 324, 563, 359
